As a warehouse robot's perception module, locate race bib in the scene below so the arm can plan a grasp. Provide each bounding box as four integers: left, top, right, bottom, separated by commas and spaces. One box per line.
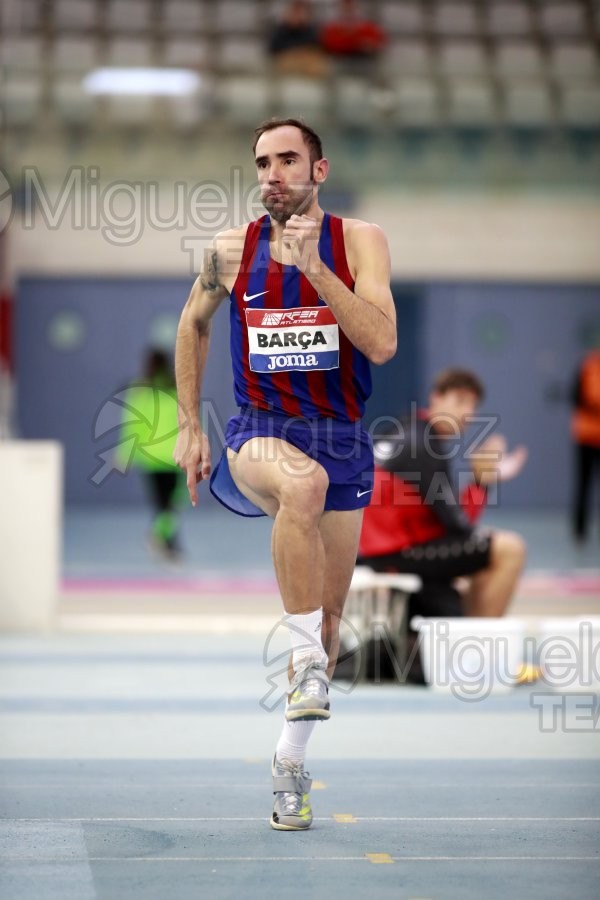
246, 306, 340, 373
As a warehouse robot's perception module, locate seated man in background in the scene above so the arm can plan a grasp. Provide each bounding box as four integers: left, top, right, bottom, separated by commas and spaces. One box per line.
358, 368, 528, 619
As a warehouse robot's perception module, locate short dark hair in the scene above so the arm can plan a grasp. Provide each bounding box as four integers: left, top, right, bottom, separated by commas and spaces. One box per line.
431, 368, 485, 402
252, 117, 324, 167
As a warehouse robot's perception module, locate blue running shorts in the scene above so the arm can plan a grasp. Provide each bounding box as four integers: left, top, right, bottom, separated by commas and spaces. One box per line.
209, 406, 374, 517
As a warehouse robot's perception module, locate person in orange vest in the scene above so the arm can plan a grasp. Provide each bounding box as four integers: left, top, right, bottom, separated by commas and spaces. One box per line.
571, 345, 600, 541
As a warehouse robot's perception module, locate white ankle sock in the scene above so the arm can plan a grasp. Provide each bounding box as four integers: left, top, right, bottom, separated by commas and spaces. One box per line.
275, 715, 316, 765
285, 608, 328, 670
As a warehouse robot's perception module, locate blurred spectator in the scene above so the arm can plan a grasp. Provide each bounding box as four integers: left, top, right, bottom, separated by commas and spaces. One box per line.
118, 348, 185, 561
321, 0, 388, 60
571, 343, 600, 542
358, 368, 528, 620
268, 0, 330, 78
356, 368, 531, 683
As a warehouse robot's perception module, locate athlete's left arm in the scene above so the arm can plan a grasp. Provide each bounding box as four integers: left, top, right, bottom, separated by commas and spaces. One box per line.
291, 218, 397, 364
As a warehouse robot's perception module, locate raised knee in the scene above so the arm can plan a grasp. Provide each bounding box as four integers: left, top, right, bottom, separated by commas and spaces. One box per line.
279, 467, 328, 520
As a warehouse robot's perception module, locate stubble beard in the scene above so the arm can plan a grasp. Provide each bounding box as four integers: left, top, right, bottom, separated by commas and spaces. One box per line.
262, 182, 314, 224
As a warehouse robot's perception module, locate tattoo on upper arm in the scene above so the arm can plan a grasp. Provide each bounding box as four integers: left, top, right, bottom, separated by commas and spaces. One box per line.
200, 249, 219, 293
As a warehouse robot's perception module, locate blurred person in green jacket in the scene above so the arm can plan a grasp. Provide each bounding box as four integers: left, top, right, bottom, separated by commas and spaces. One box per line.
118, 348, 185, 560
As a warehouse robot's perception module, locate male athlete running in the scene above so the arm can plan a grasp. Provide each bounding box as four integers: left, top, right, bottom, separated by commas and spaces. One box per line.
173, 118, 396, 830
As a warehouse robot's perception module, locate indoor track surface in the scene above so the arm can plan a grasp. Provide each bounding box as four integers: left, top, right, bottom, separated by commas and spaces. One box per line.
1, 630, 599, 900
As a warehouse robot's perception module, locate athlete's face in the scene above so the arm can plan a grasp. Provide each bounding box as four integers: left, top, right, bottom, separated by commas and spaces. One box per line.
429, 389, 479, 435
255, 126, 325, 223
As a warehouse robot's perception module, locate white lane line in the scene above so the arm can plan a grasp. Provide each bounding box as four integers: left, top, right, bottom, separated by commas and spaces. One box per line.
6, 816, 600, 822
3, 782, 599, 790
5, 856, 600, 863
344, 817, 600, 822
58, 614, 279, 633
391, 857, 600, 862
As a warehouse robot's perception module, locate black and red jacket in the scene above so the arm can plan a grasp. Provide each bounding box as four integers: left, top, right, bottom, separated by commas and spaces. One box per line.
359, 413, 487, 558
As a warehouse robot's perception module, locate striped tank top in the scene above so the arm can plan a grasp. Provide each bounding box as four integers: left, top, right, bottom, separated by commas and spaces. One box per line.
228, 213, 372, 422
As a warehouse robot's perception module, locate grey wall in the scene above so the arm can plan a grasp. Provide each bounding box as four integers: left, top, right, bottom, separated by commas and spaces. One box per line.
15, 277, 238, 504
420, 282, 600, 508
15, 277, 600, 507
15, 277, 424, 504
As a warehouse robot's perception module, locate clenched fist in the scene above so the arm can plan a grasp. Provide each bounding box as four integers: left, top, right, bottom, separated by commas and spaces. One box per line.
282, 214, 322, 275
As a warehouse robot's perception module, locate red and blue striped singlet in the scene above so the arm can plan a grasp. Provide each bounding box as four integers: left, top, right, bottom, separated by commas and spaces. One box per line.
229, 213, 372, 422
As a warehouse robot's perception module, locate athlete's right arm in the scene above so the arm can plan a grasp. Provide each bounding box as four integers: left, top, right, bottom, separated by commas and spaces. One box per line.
173, 239, 230, 507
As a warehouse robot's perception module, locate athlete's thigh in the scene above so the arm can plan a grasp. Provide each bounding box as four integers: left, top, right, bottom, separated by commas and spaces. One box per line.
319, 508, 364, 614
227, 436, 329, 518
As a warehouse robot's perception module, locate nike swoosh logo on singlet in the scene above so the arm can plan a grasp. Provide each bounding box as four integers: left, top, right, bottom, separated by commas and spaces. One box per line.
243, 290, 269, 302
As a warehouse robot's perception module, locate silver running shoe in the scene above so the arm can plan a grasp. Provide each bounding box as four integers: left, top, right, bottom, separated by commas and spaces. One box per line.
270, 754, 313, 831
285, 652, 330, 722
